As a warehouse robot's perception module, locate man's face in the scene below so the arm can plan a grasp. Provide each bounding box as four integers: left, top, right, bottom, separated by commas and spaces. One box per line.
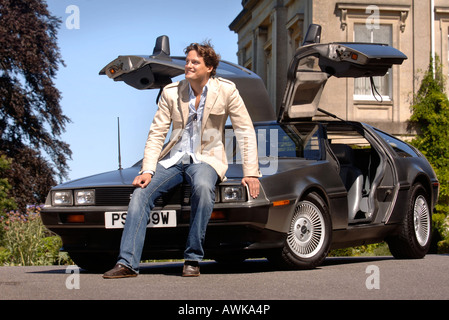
185, 50, 213, 83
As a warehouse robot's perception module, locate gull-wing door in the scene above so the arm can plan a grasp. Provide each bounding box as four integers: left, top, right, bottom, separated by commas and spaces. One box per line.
99, 35, 185, 89
278, 24, 407, 122
100, 36, 275, 122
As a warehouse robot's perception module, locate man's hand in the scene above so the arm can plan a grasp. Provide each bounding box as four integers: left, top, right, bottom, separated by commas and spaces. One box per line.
133, 173, 153, 188
241, 176, 260, 199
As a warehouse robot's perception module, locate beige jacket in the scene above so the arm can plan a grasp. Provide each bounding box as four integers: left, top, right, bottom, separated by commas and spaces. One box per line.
140, 77, 261, 181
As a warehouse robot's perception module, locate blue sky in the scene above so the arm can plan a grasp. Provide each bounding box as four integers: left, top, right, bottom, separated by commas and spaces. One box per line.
46, 0, 242, 181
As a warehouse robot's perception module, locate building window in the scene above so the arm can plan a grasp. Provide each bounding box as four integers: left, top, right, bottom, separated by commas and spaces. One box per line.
353, 23, 393, 101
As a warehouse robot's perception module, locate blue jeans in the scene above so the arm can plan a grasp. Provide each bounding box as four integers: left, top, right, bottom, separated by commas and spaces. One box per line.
117, 161, 218, 272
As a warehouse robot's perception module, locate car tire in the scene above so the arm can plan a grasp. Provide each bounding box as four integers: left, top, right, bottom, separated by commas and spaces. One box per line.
68, 251, 117, 273
270, 192, 332, 270
387, 183, 432, 259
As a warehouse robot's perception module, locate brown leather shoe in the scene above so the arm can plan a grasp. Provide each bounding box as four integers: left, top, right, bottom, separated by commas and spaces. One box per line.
103, 263, 137, 279
182, 261, 200, 277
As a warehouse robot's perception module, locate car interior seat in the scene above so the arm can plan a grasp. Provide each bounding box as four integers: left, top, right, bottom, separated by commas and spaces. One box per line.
330, 144, 364, 221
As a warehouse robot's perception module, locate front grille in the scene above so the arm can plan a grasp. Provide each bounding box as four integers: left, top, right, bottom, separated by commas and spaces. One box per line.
94, 185, 218, 207
95, 187, 135, 206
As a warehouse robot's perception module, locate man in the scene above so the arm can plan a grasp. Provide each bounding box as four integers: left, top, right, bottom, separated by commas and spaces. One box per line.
103, 41, 260, 279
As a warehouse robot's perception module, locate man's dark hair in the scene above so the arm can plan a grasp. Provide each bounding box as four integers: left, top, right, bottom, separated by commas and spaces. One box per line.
184, 41, 221, 77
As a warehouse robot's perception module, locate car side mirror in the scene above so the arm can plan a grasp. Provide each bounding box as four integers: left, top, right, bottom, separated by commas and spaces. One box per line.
151, 35, 171, 59
302, 24, 322, 46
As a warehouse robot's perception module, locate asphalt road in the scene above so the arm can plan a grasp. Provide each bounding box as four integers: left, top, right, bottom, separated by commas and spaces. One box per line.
1, 254, 448, 303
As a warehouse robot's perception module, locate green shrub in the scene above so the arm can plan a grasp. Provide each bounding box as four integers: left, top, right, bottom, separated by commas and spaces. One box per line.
0, 205, 72, 266
408, 56, 449, 254
433, 212, 449, 254
329, 242, 391, 257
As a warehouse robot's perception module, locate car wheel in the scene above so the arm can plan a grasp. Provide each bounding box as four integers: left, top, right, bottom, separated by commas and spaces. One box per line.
271, 192, 332, 269
68, 251, 117, 273
387, 183, 432, 259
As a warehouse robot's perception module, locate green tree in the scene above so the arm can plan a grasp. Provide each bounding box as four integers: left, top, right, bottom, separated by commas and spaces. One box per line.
0, 0, 71, 210
407, 55, 449, 252
0, 154, 17, 212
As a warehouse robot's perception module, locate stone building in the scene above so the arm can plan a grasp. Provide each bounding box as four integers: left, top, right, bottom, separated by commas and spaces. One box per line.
229, 0, 449, 135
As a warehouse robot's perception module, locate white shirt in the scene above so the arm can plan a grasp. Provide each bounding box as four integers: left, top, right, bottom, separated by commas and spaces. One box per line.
158, 81, 208, 169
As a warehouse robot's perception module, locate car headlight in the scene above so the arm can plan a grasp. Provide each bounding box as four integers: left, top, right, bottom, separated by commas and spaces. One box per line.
74, 189, 95, 206
221, 186, 247, 202
52, 190, 73, 206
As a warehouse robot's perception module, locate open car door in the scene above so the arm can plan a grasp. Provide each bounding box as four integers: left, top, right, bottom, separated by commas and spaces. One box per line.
278, 24, 408, 122
100, 36, 275, 122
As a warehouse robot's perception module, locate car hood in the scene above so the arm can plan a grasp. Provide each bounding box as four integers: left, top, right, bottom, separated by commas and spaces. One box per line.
226, 159, 317, 179
53, 158, 314, 190
52, 167, 141, 189
278, 24, 407, 122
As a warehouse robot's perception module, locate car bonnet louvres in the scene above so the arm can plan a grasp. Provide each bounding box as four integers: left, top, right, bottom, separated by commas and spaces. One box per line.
94, 187, 135, 206
93, 185, 220, 207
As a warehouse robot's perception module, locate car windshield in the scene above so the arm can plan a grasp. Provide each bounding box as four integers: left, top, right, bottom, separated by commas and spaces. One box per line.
131, 123, 323, 169
226, 123, 323, 164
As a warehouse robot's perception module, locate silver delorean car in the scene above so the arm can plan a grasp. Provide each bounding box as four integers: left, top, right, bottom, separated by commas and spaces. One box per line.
41, 25, 439, 272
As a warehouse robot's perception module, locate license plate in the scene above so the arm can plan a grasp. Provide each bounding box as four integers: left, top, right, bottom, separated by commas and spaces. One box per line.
104, 210, 177, 229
